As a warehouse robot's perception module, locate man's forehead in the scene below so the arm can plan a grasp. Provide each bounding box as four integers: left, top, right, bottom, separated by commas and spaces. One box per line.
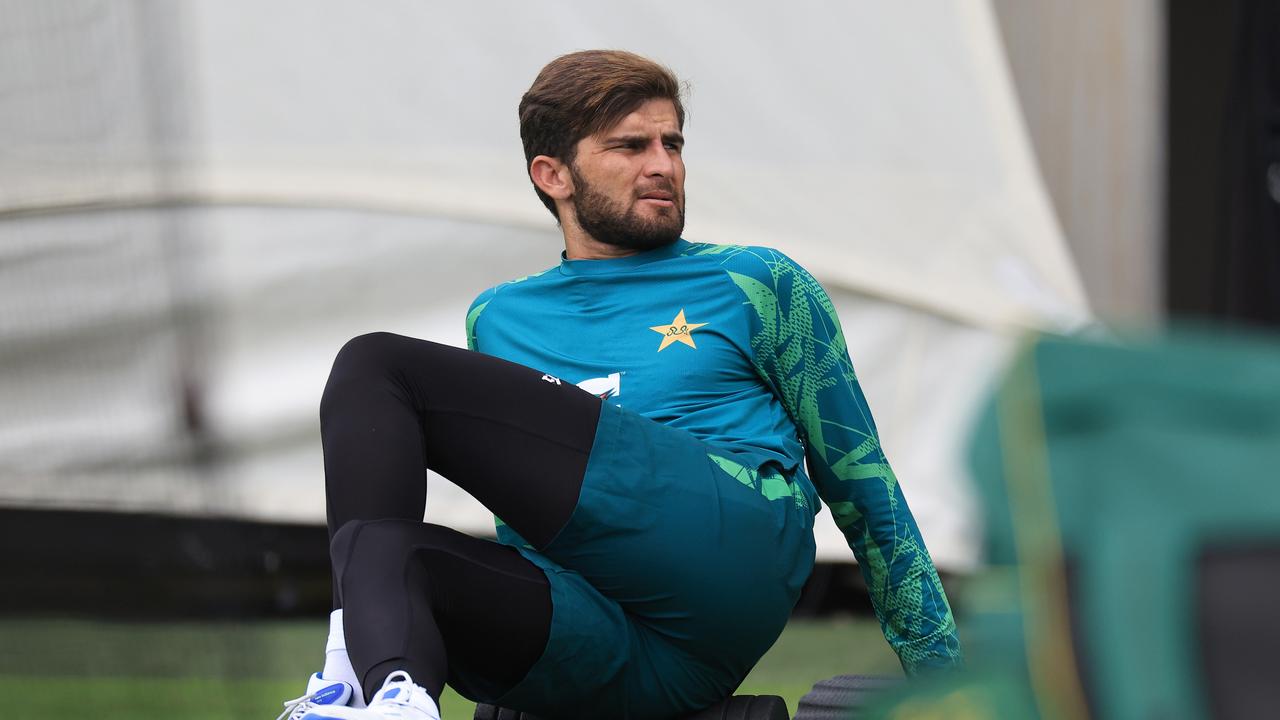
597, 98, 681, 138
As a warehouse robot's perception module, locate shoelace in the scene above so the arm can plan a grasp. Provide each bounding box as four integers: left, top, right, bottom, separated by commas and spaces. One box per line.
382, 670, 413, 689
275, 690, 319, 720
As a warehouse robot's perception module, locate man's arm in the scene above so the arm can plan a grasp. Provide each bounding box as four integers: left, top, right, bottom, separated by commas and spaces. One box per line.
727, 248, 963, 675
465, 288, 496, 352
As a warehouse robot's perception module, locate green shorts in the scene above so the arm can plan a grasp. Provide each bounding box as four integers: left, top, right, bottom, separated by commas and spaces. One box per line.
486, 402, 817, 719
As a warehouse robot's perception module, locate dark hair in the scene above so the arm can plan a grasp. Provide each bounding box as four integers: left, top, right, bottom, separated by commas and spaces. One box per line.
519, 50, 686, 219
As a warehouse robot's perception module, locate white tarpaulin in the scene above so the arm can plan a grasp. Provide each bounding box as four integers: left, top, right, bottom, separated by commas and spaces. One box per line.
0, 0, 1090, 571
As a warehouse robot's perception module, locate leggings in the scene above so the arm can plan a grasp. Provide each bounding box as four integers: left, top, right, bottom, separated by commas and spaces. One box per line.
320, 332, 603, 703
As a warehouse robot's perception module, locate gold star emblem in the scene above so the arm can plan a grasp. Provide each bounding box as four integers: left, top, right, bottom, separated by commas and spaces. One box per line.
649, 308, 709, 351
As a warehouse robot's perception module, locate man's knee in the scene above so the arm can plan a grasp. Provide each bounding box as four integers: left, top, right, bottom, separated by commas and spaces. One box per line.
331, 519, 413, 596
333, 517, 415, 560
320, 332, 415, 420
328, 332, 409, 382
331, 519, 468, 606
331, 519, 460, 573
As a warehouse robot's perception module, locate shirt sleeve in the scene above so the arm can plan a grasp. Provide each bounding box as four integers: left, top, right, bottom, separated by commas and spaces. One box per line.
727, 248, 963, 674
465, 287, 497, 352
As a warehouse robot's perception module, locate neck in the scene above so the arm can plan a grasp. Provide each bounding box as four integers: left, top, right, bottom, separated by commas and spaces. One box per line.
560, 211, 642, 260
563, 237, 645, 261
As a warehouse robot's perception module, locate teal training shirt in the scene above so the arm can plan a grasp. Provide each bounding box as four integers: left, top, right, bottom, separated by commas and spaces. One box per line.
466, 238, 962, 674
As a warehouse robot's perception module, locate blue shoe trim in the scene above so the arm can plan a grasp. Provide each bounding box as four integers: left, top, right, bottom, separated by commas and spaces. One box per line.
382, 688, 400, 699
313, 683, 347, 705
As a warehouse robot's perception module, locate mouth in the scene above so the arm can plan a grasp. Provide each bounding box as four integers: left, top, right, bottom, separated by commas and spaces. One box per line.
638, 191, 676, 208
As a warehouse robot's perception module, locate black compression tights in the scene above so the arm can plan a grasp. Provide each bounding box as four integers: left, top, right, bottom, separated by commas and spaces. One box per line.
320, 332, 602, 703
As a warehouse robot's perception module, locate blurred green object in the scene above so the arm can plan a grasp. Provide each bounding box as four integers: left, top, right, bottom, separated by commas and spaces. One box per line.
867, 329, 1280, 719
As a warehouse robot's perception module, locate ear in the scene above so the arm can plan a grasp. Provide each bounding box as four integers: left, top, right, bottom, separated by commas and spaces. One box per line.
529, 155, 573, 201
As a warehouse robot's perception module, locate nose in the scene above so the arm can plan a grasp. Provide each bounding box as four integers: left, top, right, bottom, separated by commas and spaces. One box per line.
643, 138, 675, 177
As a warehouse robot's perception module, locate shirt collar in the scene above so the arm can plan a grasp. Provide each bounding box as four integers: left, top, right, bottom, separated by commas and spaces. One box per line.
558, 239, 689, 276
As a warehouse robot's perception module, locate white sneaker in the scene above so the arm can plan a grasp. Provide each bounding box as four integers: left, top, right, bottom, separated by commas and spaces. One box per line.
277, 673, 355, 720
300, 671, 441, 720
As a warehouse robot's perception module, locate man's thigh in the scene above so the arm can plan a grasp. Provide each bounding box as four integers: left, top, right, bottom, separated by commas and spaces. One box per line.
322, 333, 603, 548
543, 403, 815, 625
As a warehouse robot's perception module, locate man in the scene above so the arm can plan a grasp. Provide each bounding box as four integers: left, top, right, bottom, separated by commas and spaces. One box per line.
281, 50, 961, 720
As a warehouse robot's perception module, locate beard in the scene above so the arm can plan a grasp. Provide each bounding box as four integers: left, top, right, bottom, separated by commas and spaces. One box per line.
569, 164, 685, 252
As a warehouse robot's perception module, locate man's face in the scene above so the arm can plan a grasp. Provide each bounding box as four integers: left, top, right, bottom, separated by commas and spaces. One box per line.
567, 98, 686, 252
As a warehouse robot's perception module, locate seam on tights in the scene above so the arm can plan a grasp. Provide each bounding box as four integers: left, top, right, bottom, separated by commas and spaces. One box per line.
409, 541, 551, 586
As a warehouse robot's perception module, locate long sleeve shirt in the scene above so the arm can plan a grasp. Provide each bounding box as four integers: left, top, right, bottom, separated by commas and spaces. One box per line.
466, 238, 962, 674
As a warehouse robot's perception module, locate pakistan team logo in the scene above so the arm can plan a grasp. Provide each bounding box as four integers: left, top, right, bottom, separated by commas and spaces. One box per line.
649, 309, 709, 351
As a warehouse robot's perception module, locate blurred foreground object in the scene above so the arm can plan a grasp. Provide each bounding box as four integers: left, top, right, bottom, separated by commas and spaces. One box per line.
864, 330, 1280, 719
